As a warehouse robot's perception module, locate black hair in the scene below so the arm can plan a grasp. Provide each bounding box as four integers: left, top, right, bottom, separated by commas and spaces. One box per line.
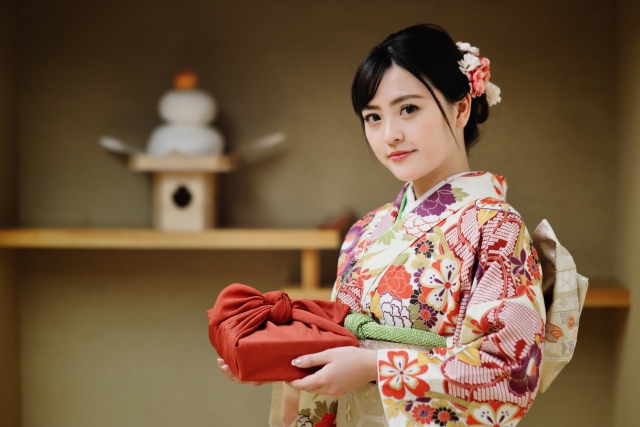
351, 24, 489, 150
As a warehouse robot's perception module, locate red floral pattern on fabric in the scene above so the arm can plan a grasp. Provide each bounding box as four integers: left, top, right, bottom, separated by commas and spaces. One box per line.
378, 265, 413, 299
314, 413, 336, 427
526, 254, 541, 281
478, 197, 502, 206
515, 278, 538, 303
419, 256, 462, 314
411, 403, 434, 424
379, 351, 430, 400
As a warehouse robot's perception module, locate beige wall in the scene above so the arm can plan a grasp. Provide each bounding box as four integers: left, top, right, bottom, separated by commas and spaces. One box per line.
13, 1, 619, 426
613, 0, 640, 425
0, 0, 19, 426
19, 250, 291, 427
17, 0, 616, 279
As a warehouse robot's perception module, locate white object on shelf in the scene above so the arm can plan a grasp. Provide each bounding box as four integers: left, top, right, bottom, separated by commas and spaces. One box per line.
128, 153, 237, 231
147, 71, 225, 156
97, 71, 286, 231
152, 171, 215, 231
147, 125, 224, 156
159, 89, 216, 125
98, 136, 142, 155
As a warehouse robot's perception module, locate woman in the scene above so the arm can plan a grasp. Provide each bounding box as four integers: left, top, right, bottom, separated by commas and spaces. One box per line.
219, 24, 545, 427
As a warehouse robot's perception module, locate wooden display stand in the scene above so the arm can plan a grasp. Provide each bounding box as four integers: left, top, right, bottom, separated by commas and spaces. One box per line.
128, 153, 238, 231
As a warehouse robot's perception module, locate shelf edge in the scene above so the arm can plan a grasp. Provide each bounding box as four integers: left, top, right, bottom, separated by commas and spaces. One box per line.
0, 228, 341, 250
281, 287, 630, 308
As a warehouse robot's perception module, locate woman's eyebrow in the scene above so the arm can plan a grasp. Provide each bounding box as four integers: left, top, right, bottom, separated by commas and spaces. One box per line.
363, 94, 425, 111
390, 94, 424, 105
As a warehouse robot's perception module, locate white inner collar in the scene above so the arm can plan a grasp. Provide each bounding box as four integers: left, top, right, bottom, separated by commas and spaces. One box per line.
402, 182, 429, 216
402, 172, 472, 217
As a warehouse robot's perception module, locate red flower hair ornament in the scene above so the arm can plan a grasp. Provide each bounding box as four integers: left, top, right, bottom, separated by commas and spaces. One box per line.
457, 42, 501, 106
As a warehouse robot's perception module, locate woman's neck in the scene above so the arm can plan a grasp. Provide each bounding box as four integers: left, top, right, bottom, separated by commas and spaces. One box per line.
412, 159, 470, 199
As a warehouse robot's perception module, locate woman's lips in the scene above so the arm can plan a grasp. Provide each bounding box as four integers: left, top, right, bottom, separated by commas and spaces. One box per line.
389, 150, 416, 162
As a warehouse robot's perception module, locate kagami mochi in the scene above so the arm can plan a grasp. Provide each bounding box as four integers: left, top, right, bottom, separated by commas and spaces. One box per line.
147, 71, 225, 156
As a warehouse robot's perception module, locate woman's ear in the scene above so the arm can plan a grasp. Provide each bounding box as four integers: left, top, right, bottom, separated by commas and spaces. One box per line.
455, 93, 472, 129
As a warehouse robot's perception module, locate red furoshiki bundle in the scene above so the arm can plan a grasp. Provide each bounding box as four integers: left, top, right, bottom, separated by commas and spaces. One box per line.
208, 283, 359, 382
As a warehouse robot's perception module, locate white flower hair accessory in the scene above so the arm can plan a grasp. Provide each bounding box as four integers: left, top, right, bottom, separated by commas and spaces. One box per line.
456, 41, 501, 107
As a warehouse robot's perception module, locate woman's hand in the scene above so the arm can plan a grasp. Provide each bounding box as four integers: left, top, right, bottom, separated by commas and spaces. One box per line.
287, 347, 378, 397
216, 358, 270, 386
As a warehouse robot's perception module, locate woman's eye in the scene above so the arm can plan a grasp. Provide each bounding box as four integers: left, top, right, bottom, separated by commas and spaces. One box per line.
401, 104, 419, 115
363, 113, 381, 123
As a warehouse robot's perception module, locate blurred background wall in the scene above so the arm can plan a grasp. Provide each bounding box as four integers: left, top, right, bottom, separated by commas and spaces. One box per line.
0, 0, 19, 426
614, 0, 640, 423
0, 0, 634, 426
0, 0, 16, 227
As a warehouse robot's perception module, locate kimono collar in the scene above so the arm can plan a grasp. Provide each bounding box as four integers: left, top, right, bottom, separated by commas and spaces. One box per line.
366, 171, 507, 246
347, 171, 508, 305
401, 171, 507, 220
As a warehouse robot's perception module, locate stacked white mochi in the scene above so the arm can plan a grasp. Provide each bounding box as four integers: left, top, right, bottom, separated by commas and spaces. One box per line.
147, 71, 225, 156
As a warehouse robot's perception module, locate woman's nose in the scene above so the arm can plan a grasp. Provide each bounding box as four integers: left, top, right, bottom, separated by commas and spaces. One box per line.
382, 118, 403, 145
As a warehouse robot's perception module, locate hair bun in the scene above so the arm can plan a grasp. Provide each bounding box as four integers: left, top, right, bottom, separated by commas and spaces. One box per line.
463, 95, 489, 149
474, 95, 489, 125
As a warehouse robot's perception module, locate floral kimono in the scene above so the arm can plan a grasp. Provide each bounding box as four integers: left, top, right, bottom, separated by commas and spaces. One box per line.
274, 171, 546, 427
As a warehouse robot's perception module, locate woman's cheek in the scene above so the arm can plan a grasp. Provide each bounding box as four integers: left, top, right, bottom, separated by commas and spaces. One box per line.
374, 147, 389, 168
366, 133, 387, 165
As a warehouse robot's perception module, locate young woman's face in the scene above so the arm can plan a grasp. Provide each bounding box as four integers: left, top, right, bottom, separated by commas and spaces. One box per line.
361, 64, 470, 195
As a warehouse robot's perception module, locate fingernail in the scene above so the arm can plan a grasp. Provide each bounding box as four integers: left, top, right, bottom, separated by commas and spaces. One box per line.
291, 358, 301, 366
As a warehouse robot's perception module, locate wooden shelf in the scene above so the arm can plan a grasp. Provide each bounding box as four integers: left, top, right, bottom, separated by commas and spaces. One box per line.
282, 287, 333, 301
283, 284, 631, 308
0, 229, 629, 308
128, 153, 238, 172
0, 228, 340, 250
583, 288, 630, 308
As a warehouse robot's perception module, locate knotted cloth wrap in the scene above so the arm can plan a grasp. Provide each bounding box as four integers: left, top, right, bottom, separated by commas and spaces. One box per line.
207, 283, 359, 382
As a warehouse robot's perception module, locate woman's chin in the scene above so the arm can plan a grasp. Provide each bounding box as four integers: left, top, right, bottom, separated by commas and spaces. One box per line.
388, 171, 420, 183
382, 163, 414, 180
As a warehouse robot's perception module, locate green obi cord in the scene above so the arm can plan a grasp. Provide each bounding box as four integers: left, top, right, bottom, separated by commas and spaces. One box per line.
343, 312, 447, 348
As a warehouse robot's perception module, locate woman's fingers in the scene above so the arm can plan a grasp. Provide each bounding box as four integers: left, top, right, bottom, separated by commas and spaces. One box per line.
217, 358, 242, 382
287, 348, 378, 397
217, 358, 239, 381
288, 349, 339, 392
287, 371, 327, 392
291, 349, 331, 369
217, 358, 268, 386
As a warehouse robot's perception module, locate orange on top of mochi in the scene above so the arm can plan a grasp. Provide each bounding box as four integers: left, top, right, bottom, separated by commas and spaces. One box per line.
174, 71, 198, 90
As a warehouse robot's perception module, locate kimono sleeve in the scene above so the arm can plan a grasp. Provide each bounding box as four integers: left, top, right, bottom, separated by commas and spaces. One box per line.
376, 209, 546, 427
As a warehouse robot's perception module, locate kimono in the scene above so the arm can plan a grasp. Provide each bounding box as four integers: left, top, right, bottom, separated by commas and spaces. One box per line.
275, 171, 546, 427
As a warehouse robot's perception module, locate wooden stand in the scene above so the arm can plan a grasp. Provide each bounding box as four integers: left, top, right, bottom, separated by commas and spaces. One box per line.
128, 153, 237, 231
